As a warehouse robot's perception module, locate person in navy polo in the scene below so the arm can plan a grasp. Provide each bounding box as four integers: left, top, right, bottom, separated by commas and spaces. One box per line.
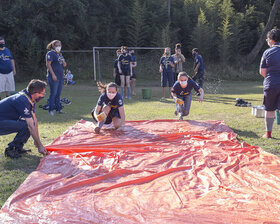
159, 47, 175, 99
0, 79, 49, 158
91, 82, 125, 134
171, 72, 204, 120
0, 36, 16, 100
118, 46, 132, 99
46, 40, 67, 116
113, 49, 121, 86
259, 28, 280, 139
192, 48, 205, 89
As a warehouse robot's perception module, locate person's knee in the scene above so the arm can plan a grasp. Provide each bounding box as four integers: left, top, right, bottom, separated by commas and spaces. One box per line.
113, 118, 121, 128
266, 110, 275, 118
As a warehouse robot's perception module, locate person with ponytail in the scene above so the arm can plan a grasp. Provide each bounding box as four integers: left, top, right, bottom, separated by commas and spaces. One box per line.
46, 40, 67, 116
91, 82, 125, 134
159, 47, 175, 99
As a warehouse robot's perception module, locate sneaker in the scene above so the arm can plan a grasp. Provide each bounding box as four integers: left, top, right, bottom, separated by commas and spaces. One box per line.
56, 110, 65, 114
94, 126, 101, 134
5, 147, 21, 159
174, 110, 178, 116
49, 111, 54, 116
17, 148, 31, 154
263, 133, 271, 139
179, 113, 183, 120
60, 98, 71, 105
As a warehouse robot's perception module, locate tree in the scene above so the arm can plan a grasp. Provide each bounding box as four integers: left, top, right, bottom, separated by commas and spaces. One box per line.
245, 0, 280, 63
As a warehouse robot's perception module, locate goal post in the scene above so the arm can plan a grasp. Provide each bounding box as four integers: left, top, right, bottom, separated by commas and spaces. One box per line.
93, 47, 166, 82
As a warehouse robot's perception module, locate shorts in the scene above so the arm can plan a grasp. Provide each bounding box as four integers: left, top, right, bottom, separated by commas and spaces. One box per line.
0, 71, 15, 92
161, 70, 174, 87
263, 86, 280, 111
121, 69, 130, 76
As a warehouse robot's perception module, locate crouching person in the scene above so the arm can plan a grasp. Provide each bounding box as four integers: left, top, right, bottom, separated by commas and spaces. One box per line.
171, 72, 204, 120
0, 79, 49, 158
92, 82, 125, 134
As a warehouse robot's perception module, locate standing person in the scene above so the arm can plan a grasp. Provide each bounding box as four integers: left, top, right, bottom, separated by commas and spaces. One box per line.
118, 46, 132, 99
192, 48, 205, 90
46, 40, 67, 116
129, 49, 137, 96
171, 72, 204, 120
259, 28, 280, 139
0, 79, 49, 158
113, 49, 121, 86
159, 47, 175, 99
0, 36, 16, 100
172, 43, 185, 81
91, 82, 125, 134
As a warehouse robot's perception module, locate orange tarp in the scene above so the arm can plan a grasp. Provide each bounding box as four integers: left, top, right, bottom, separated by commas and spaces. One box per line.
1, 120, 280, 223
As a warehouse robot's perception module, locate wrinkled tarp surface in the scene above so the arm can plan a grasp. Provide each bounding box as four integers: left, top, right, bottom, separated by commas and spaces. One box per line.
1, 119, 280, 224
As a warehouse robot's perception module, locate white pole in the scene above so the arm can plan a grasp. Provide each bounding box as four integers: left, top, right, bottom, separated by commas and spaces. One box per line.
93, 47, 96, 82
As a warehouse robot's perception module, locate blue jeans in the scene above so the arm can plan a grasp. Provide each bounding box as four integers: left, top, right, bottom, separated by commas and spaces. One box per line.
47, 75, 63, 112
175, 93, 192, 116
161, 70, 174, 87
0, 120, 30, 149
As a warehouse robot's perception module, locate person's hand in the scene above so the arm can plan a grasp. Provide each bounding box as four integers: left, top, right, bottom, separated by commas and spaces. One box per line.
113, 73, 116, 78
38, 145, 49, 156
159, 67, 163, 73
119, 69, 122, 74
52, 75, 57, 82
34, 140, 39, 148
13, 70, 16, 76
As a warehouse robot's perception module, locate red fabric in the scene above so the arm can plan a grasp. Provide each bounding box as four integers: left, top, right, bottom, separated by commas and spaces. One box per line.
1, 120, 280, 223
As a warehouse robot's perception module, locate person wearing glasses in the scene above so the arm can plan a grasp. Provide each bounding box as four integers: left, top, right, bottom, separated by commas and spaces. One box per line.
0, 79, 49, 158
259, 28, 280, 139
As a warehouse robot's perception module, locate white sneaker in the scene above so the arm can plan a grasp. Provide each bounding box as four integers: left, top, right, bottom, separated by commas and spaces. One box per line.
49, 111, 54, 116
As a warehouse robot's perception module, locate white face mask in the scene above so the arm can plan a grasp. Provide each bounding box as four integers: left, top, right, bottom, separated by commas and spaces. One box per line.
107, 92, 117, 100
55, 46, 61, 52
180, 81, 188, 86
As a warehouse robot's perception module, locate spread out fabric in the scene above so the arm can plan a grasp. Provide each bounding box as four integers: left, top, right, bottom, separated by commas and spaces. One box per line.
1, 120, 280, 224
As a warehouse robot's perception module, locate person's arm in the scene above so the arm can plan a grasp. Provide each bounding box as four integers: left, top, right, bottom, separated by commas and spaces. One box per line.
118, 61, 122, 74
46, 61, 57, 82
180, 54, 186, 63
118, 106, 125, 126
130, 62, 133, 76
194, 62, 200, 76
113, 68, 117, 78
11, 59, 16, 75
94, 105, 102, 120
25, 116, 48, 156
132, 61, 137, 68
171, 88, 177, 98
259, 68, 267, 78
198, 88, 204, 102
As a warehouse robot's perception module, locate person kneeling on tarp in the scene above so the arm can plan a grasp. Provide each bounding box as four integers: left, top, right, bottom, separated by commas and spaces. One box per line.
171, 72, 204, 120
0, 79, 49, 158
91, 82, 125, 134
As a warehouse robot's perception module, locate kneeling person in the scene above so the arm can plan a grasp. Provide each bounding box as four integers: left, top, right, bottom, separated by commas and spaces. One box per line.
92, 82, 125, 134
0, 79, 49, 158
171, 72, 204, 120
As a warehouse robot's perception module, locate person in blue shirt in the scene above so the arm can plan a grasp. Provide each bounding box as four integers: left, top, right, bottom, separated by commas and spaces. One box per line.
91, 82, 125, 134
118, 46, 132, 99
0, 79, 49, 158
159, 47, 175, 99
259, 28, 280, 139
0, 36, 16, 100
192, 48, 205, 89
171, 72, 204, 120
46, 40, 67, 116
129, 49, 137, 96
113, 49, 121, 86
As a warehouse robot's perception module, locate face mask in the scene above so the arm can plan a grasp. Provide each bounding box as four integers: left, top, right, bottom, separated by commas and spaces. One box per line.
35, 96, 45, 103
107, 92, 117, 100
180, 81, 188, 86
192, 52, 196, 57
0, 43, 5, 48
55, 46, 61, 52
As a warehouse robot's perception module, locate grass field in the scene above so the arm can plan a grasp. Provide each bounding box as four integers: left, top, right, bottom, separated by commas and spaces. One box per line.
0, 80, 279, 208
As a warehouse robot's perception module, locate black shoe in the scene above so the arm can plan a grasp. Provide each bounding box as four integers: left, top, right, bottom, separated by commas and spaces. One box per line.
17, 148, 31, 154
56, 110, 65, 114
4, 147, 21, 159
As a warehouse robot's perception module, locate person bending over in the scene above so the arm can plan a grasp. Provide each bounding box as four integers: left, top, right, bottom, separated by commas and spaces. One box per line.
171, 72, 204, 120
92, 82, 125, 134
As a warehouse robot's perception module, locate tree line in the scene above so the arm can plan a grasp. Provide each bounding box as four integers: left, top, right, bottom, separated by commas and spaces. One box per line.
0, 0, 279, 78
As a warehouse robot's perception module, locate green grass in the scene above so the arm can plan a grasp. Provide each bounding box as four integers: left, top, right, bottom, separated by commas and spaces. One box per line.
1, 80, 279, 208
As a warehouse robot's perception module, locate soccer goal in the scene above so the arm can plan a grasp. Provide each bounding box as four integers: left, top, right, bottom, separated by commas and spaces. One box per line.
93, 47, 166, 82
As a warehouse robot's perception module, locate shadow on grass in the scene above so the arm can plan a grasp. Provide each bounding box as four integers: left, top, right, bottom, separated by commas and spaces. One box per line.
231, 128, 259, 139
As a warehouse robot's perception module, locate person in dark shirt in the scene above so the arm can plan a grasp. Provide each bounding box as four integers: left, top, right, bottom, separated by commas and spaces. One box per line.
192, 48, 205, 89
91, 82, 125, 134
259, 28, 280, 139
171, 72, 204, 120
0, 79, 49, 158
46, 40, 67, 116
159, 47, 175, 99
113, 49, 121, 86
129, 49, 137, 96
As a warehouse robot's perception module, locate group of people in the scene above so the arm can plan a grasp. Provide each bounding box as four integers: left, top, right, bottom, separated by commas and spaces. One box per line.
113, 46, 137, 99
0, 28, 280, 159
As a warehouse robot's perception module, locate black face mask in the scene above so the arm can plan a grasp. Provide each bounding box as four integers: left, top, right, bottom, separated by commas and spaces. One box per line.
35, 96, 45, 103
0, 43, 5, 48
